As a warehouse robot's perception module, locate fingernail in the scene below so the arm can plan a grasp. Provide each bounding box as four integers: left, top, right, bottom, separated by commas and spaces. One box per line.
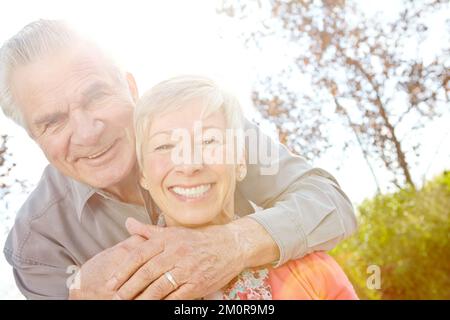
106, 277, 118, 291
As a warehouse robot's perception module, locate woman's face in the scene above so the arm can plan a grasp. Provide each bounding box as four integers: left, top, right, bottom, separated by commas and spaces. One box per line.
140, 101, 243, 227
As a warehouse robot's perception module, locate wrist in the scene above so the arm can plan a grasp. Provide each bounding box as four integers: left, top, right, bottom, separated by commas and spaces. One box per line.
226, 217, 280, 269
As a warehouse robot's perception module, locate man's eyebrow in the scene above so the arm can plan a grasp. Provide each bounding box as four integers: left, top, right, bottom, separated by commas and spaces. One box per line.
32, 82, 111, 127
81, 81, 109, 102
33, 111, 66, 126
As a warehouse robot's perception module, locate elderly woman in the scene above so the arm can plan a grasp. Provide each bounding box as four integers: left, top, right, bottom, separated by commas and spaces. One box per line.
132, 75, 358, 300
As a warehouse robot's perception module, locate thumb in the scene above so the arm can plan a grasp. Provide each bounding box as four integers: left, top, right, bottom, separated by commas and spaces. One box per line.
125, 217, 161, 239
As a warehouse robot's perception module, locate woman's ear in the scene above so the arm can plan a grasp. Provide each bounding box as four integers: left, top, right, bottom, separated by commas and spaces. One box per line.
236, 148, 247, 181
236, 163, 247, 182
236, 149, 247, 182
126, 72, 139, 102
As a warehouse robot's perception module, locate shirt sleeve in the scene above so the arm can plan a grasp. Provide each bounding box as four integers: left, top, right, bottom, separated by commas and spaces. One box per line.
238, 120, 357, 267
4, 247, 70, 300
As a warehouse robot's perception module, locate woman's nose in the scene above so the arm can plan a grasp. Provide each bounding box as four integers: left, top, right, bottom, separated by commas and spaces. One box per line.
175, 162, 204, 176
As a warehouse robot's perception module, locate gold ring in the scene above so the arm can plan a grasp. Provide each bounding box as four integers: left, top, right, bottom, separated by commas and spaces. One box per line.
164, 271, 178, 289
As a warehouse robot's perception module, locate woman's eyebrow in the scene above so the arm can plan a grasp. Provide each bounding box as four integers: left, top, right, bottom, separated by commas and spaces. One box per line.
202, 125, 223, 130
149, 130, 172, 140
148, 125, 225, 139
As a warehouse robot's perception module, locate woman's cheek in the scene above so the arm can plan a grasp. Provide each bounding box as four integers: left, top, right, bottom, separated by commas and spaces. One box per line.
147, 155, 173, 186
211, 164, 234, 191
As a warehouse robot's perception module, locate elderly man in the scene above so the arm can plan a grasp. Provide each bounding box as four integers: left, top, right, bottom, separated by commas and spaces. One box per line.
0, 20, 356, 300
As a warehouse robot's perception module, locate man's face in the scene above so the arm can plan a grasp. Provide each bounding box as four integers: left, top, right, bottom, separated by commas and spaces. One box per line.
10, 45, 137, 189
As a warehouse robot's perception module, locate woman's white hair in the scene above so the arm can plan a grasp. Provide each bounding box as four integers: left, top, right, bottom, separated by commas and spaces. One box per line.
0, 19, 123, 128
135, 75, 245, 168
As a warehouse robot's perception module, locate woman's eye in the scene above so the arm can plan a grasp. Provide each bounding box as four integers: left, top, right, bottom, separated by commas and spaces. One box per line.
203, 137, 218, 145
154, 144, 174, 152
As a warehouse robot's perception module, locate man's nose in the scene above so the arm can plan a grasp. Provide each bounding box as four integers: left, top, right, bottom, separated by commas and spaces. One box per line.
70, 110, 105, 146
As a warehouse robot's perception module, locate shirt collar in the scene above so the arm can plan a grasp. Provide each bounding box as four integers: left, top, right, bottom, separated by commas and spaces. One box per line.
69, 177, 157, 223
69, 178, 97, 222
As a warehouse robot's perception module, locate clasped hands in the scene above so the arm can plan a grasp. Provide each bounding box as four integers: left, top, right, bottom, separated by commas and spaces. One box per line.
69, 218, 246, 300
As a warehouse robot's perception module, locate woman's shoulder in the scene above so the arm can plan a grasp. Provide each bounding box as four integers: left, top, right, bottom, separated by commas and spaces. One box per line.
268, 252, 358, 300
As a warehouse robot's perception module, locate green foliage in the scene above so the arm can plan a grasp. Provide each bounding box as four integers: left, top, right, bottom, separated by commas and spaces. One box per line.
331, 171, 450, 299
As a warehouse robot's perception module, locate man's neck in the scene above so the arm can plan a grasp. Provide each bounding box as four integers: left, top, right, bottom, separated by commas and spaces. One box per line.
103, 164, 144, 206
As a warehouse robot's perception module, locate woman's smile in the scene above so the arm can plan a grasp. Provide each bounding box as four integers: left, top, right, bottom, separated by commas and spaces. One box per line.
168, 183, 215, 202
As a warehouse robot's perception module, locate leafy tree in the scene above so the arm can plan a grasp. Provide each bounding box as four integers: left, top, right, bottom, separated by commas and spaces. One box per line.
0, 134, 13, 200
331, 171, 450, 299
218, 0, 449, 190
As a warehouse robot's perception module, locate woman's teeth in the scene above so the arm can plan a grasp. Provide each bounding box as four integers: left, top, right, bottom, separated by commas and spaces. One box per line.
172, 184, 211, 198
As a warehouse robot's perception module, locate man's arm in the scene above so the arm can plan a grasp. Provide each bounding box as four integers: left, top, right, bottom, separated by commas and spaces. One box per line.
234, 122, 356, 265
3, 245, 72, 299
237, 120, 357, 266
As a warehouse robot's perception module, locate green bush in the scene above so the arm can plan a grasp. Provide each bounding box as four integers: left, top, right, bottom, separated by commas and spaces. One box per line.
330, 171, 450, 299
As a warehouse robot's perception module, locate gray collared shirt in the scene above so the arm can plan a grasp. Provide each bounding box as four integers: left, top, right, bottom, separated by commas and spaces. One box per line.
4, 121, 357, 299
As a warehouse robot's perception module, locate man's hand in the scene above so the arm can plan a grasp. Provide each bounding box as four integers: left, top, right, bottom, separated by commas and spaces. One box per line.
68, 234, 146, 299
106, 217, 279, 300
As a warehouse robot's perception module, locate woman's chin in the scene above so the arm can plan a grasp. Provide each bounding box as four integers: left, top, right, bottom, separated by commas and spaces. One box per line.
167, 211, 219, 227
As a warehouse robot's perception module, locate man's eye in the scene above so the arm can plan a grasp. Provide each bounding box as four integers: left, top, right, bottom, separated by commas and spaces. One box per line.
92, 91, 106, 100
154, 144, 174, 152
40, 121, 56, 134
86, 92, 108, 107
46, 120, 67, 134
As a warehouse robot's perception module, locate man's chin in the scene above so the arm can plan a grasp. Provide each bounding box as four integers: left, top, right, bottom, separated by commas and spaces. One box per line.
78, 163, 135, 189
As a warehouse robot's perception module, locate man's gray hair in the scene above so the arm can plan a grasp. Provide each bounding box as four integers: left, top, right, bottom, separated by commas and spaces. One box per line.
0, 20, 79, 127
0, 19, 123, 129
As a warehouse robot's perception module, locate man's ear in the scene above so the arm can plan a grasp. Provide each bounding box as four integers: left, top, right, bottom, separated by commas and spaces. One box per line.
139, 174, 149, 190
126, 72, 139, 102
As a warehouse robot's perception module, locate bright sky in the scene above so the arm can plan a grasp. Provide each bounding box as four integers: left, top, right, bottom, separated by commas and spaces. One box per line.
0, 0, 449, 299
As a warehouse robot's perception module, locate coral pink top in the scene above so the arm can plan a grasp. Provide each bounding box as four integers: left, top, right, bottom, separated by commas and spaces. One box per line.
216, 252, 358, 300
269, 252, 358, 300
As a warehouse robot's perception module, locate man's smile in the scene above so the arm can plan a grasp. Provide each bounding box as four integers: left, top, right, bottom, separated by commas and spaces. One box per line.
86, 142, 115, 159
76, 139, 119, 166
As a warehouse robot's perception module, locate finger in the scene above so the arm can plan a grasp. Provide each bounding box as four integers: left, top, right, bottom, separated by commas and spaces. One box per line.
164, 283, 197, 300
111, 234, 146, 252
125, 217, 162, 239
106, 238, 164, 291
135, 270, 179, 300
113, 254, 172, 300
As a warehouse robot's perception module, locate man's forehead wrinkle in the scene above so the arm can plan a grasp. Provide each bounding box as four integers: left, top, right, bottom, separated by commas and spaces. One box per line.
30, 73, 99, 126
71, 51, 113, 80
